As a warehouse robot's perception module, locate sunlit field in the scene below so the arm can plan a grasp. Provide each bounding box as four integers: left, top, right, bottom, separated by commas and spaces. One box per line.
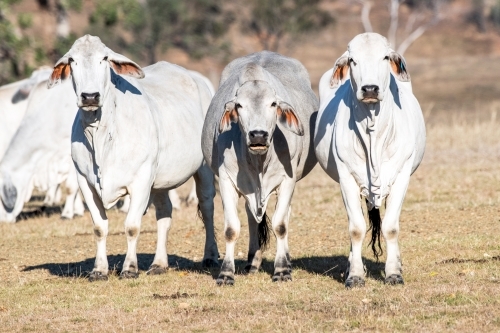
0, 103, 499, 332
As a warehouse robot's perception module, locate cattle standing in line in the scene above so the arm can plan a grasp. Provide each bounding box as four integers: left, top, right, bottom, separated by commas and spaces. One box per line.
314, 33, 426, 287
202, 51, 318, 285
48, 35, 219, 281
0, 72, 84, 222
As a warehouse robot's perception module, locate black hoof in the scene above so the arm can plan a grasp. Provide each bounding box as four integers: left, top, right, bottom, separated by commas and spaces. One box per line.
272, 270, 292, 282
202, 258, 219, 268
120, 270, 139, 279
385, 274, 404, 285
88, 271, 108, 282
244, 264, 259, 274
147, 265, 167, 275
216, 274, 235, 286
345, 276, 365, 288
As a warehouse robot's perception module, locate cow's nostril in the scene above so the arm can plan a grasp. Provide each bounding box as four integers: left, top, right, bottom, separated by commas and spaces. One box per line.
361, 85, 379, 93
249, 130, 268, 139
81, 92, 100, 101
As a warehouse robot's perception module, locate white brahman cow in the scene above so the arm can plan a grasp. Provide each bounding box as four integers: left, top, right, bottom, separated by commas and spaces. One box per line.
0, 67, 84, 222
48, 35, 219, 281
0, 67, 53, 161
314, 33, 426, 287
202, 51, 318, 285
0, 77, 84, 222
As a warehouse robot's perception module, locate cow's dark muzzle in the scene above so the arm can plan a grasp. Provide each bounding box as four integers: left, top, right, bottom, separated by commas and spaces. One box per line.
81, 92, 100, 107
361, 85, 380, 103
248, 130, 269, 154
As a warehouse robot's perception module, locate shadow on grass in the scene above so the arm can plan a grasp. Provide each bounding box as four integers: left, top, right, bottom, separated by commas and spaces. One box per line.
229, 254, 385, 284
17, 205, 64, 221
290, 255, 386, 283
22, 253, 214, 278
22, 252, 386, 283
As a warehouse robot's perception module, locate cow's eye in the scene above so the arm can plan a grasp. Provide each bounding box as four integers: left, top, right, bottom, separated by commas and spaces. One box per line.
349, 58, 356, 66
68, 57, 74, 64
235, 103, 242, 109
103, 56, 108, 61
384, 55, 389, 60
271, 102, 277, 107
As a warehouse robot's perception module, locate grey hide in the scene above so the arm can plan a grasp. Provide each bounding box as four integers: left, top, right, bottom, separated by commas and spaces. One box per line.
202, 51, 318, 285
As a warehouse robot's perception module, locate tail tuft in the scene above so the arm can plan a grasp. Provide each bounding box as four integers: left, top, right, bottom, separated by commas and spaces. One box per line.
366, 200, 383, 262
258, 212, 271, 252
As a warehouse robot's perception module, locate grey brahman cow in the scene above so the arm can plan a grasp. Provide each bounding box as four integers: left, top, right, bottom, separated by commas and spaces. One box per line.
202, 51, 318, 285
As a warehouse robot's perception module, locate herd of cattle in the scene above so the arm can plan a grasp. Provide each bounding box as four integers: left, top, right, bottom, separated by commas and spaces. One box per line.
0, 32, 425, 287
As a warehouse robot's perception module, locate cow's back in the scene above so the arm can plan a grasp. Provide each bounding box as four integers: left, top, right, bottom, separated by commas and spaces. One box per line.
0, 80, 30, 161
138, 62, 211, 187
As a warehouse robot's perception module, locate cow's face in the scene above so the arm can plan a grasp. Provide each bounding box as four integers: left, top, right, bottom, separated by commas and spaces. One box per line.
219, 80, 303, 155
47, 35, 144, 111
330, 33, 410, 104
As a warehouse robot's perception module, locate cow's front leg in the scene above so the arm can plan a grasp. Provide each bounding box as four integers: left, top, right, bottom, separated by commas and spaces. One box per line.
147, 191, 172, 275
339, 173, 367, 288
77, 174, 109, 281
194, 164, 219, 267
245, 203, 263, 273
121, 184, 151, 279
382, 161, 412, 285
217, 172, 240, 285
271, 180, 295, 282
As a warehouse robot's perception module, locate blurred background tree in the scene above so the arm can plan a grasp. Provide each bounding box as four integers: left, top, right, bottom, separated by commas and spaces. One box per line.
87, 0, 233, 65
0, 0, 32, 83
243, 0, 333, 52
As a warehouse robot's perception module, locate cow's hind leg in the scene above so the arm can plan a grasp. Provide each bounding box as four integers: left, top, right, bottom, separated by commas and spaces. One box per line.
340, 173, 367, 288
216, 171, 240, 285
382, 162, 412, 285
186, 180, 199, 207
194, 164, 219, 268
271, 180, 295, 282
121, 186, 151, 279
244, 204, 266, 274
147, 191, 172, 275
77, 174, 109, 281
168, 189, 181, 210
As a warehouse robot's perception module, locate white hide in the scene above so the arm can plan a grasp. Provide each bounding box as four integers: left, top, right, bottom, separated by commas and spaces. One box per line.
0, 67, 83, 222
314, 33, 426, 286
48, 35, 218, 279
0, 77, 83, 222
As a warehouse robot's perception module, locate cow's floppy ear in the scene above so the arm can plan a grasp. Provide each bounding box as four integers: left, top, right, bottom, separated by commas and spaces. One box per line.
330, 51, 349, 88
219, 101, 239, 133
276, 100, 304, 136
388, 50, 410, 82
48, 56, 71, 89
107, 49, 145, 79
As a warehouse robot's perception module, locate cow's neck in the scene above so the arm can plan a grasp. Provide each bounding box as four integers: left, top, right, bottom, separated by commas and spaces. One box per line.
240, 135, 275, 220
80, 86, 117, 188
351, 90, 395, 209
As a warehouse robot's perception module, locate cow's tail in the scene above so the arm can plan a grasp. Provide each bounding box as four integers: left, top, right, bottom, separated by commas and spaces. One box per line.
366, 200, 383, 262
258, 212, 271, 252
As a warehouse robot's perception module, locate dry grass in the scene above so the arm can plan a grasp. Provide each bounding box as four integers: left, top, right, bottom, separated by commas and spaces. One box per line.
0, 108, 499, 332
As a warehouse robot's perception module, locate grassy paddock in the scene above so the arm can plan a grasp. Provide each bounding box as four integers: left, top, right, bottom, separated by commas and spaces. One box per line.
1, 109, 500, 332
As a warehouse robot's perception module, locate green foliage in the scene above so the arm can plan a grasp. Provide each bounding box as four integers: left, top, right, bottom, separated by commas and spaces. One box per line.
87, 0, 232, 64
491, 0, 500, 28
245, 0, 333, 52
63, 0, 82, 11
17, 13, 32, 29
0, 0, 31, 83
